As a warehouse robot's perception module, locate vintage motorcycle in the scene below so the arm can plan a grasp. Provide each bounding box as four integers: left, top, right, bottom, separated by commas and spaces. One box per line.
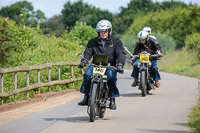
79, 54, 116, 122
124, 47, 163, 96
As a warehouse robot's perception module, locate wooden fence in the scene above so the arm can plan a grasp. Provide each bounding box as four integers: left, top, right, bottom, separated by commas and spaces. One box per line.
0, 62, 83, 101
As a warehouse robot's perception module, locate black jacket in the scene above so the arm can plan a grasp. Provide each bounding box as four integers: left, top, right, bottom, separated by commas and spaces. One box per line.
133, 37, 162, 55
83, 36, 126, 66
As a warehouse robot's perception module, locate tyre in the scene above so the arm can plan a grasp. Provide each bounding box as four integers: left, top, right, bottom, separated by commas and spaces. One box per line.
89, 83, 98, 122
99, 83, 108, 118
99, 107, 106, 118
140, 71, 147, 96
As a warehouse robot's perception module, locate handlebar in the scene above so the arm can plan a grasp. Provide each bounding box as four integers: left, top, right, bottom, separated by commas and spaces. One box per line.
89, 63, 117, 71
130, 53, 163, 63
150, 53, 163, 58
79, 58, 117, 71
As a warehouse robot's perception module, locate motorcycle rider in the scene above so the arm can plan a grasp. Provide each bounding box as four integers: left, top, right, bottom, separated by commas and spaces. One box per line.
143, 26, 157, 40
131, 30, 162, 88
78, 19, 125, 110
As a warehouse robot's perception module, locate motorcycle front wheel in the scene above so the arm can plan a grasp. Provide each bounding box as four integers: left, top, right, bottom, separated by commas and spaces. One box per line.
89, 83, 98, 122
140, 71, 147, 96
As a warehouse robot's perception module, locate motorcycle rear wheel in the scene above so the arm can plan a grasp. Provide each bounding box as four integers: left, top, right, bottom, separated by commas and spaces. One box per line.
99, 106, 106, 118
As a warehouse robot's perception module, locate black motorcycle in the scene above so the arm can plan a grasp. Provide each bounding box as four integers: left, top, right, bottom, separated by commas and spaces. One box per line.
124, 48, 163, 96
79, 54, 116, 122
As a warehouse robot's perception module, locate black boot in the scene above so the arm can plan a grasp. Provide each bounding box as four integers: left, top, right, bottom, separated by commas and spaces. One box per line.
78, 95, 89, 106
109, 98, 116, 110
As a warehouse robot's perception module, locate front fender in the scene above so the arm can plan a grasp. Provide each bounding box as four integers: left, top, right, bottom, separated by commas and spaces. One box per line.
91, 78, 100, 83
139, 66, 147, 72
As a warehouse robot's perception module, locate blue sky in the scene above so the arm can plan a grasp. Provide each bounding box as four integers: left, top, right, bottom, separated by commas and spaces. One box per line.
0, 0, 200, 18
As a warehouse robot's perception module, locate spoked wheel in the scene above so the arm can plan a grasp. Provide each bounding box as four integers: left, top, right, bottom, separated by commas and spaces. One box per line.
99, 99, 106, 118
99, 83, 108, 118
147, 88, 150, 94
140, 71, 147, 97
89, 83, 98, 122
147, 83, 154, 94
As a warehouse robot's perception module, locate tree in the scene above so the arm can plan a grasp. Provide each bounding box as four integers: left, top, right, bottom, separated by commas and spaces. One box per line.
61, 0, 113, 30
0, 1, 46, 24
127, 5, 200, 48
112, 0, 187, 35
62, 0, 91, 29
40, 15, 65, 36
67, 21, 97, 46
113, 0, 154, 34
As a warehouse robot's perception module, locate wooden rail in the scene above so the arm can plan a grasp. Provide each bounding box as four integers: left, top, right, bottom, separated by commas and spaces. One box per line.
0, 62, 83, 98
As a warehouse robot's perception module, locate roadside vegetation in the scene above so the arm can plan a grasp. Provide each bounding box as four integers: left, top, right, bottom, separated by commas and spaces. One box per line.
0, 17, 96, 103
0, 0, 200, 131
158, 33, 200, 132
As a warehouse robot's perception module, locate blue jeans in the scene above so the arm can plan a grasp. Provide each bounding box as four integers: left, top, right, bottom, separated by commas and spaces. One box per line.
80, 65, 119, 98
131, 59, 161, 81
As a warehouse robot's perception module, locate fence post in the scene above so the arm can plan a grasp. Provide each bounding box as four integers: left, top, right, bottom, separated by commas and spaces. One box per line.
14, 72, 17, 101
0, 74, 3, 93
0, 74, 3, 104
37, 70, 40, 94
48, 68, 51, 91
70, 66, 74, 88
58, 66, 62, 91
26, 72, 29, 98
58, 66, 60, 81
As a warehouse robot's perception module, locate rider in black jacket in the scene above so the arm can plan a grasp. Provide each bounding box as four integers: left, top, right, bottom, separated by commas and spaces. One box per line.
131, 30, 162, 88
78, 19, 126, 110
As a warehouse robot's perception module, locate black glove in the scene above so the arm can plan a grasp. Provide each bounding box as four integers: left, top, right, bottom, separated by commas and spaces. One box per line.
78, 59, 88, 68
131, 57, 137, 64
116, 63, 124, 73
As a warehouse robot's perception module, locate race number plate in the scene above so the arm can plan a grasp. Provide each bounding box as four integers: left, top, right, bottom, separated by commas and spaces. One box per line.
93, 67, 106, 75
140, 54, 149, 63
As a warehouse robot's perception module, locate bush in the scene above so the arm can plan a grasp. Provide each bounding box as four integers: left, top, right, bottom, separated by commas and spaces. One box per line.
158, 49, 200, 79
0, 17, 85, 104
185, 33, 200, 60
121, 34, 137, 54
0, 17, 41, 67
127, 5, 200, 48
154, 31, 176, 54
67, 21, 97, 46
188, 94, 200, 132
121, 31, 176, 54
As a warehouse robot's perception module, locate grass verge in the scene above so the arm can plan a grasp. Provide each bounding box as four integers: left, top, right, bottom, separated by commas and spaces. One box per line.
158, 49, 200, 132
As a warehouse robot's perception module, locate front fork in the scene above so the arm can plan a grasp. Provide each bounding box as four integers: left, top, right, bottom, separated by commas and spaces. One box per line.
138, 64, 148, 89
87, 75, 109, 115
138, 63, 155, 90
87, 78, 99, 114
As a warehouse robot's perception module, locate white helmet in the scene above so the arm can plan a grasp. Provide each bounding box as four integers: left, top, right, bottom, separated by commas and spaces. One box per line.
96, 19, 112, 35
143, 26, 152, 35
137, 30, 149, 41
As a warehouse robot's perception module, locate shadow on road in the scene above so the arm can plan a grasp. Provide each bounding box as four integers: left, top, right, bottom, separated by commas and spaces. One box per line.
134, 129, 192, 133
175, 122, 189, 127
120, 92, 143, 97
43, 116, 88, 123
43, 116, 110, 123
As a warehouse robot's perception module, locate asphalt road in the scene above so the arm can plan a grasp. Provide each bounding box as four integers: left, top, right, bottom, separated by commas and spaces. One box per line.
0, 70, 199, 133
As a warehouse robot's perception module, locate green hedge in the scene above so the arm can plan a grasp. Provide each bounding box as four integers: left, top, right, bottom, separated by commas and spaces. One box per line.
127, 5, 200, 48
185, 33, 200, 60
0, 17, 87, 104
